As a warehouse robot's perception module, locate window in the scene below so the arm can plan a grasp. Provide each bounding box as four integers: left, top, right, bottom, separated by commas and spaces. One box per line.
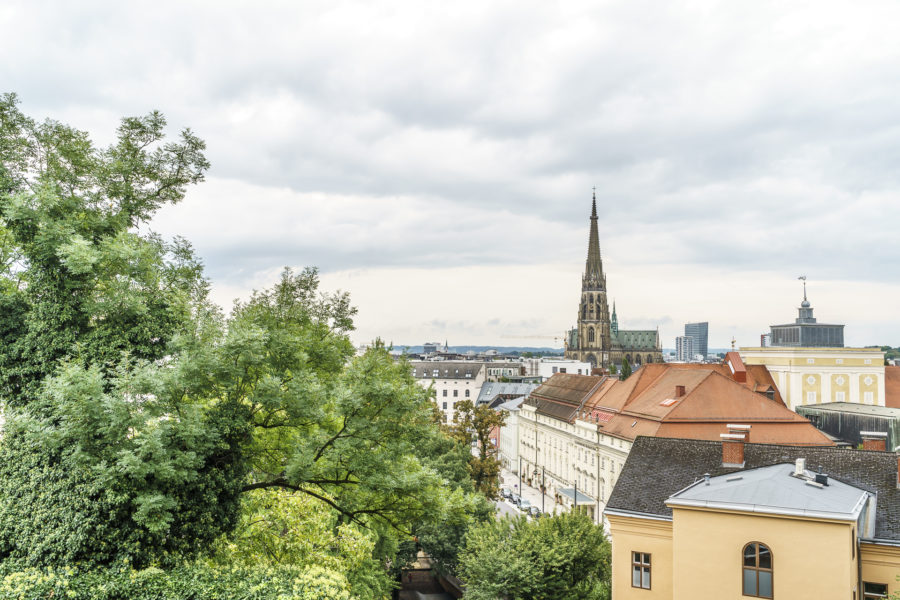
552, 367, 558, 373
742, 542, 773, 598
442, 402, 447, 410
865, 359, 872, 365
806, 392, 817, 404
807, 358, 815, 364
560, 368, 567, 373
432, 369, 439, 377
864, 392, 874, 403
835, 391, 846, 402
863, 582, 888, 599
836, 358, 844, 364
442, 389, 447, 397
631, 552, 650, 589
465, 389, 470, 398
453, 390, 458, 397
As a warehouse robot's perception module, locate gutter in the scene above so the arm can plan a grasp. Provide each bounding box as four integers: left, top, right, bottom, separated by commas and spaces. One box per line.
603, 508, 672, 522
664, 495, 868, 522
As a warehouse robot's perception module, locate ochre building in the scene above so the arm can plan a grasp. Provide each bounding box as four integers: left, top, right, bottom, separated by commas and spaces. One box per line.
605, 436, 900, 600
564, 193, 662, 370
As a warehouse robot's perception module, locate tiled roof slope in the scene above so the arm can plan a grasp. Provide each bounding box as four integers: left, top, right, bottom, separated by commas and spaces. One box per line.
886, 366, 900, 409
606, 436, 900, 542
525, 365, 830, 445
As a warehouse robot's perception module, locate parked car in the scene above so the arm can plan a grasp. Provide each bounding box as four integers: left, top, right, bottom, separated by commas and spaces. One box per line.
499, 487, 511, 499
510, 493, 521, 505
518, 499, 532, 511
528, 506, 542, 518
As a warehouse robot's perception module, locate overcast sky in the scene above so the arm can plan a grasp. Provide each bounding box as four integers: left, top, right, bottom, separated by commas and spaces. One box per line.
4, 0, 900, 349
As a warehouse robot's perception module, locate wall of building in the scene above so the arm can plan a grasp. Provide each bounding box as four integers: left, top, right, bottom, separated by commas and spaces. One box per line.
498, 408, 519, 470
516, 403, 631, 518
606, 514, 674, 600
860, 542, 900, 599
672, 507, 856, 600
740, 347, 886, 411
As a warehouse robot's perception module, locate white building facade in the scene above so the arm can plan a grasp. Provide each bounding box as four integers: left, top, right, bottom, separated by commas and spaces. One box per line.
409, 361, 486, 423
517, 401, 631, 521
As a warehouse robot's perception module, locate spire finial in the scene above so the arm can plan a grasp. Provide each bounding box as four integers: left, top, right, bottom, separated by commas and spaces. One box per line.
798, 275, 807, 301
591, 187, 597, 218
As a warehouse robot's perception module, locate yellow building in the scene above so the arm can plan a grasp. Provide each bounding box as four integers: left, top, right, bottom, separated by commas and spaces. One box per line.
605, 436, 900, 600
740, 346, 886, 411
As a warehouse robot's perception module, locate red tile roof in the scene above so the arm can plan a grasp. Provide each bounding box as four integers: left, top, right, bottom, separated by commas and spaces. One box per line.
528, 361, 831, 446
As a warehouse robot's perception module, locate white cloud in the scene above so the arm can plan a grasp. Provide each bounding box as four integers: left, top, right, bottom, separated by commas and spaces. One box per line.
3, 0, 900, 348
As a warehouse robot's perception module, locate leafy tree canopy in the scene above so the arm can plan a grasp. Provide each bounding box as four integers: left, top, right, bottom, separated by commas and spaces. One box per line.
449, 399, 505, 499
0, 92, 210, 405
459, 511, 611, 600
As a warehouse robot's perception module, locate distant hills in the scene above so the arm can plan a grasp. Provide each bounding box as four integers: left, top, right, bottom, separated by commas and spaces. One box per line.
395, 345, 563, 355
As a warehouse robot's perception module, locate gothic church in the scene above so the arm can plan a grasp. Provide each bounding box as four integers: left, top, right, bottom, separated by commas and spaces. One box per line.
564, 193, 662, 370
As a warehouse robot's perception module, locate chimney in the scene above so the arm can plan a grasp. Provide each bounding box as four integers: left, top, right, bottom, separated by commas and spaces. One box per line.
675, 385, 686, 398
721, 432, 746, 466
724, 351, 747, 383
728, 424, 751, 443
794, 458, 806, 476
860, 431, 887, 452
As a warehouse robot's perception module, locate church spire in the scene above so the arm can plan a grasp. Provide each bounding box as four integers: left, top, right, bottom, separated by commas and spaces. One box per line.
583, 189, 605, 290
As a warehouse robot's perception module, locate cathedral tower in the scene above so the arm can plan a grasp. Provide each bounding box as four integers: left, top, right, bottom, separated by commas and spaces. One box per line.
565, 192, 612, 368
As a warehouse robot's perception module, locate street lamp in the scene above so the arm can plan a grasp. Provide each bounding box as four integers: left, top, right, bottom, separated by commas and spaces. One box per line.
532, 467, 546, 513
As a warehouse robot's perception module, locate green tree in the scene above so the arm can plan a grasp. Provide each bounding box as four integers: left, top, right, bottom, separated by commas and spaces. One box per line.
620, 356, 632, 380
0, 100, 480, 585
458, 511, 611, 600
0, 92, 210, 406
449, 399, 506, 499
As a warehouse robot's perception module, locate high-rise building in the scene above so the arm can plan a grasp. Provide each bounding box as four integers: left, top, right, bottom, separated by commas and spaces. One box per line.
684, 322, 708, 360
675, 336, 694, 362
564, 192, 662, 369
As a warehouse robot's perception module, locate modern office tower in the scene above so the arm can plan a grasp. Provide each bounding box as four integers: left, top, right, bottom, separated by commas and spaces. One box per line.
684, 322, 708, 359
676, 336, 694, 362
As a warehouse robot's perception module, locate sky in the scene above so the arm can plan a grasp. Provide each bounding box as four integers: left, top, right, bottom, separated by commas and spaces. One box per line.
4, 0, 900, 349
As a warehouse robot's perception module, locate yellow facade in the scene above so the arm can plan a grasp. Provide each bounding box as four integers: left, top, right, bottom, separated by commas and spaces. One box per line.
672, 507, 856, 600
606, 510, 900, 600
860, 542, 900, 598
740, 347, 886, 411
607, 513, 673, 600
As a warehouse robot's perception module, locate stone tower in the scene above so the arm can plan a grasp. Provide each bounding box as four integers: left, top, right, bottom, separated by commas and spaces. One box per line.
565, 192, 612, 368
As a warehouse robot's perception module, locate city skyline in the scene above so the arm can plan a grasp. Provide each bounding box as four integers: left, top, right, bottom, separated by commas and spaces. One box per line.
4, 1, 900, 348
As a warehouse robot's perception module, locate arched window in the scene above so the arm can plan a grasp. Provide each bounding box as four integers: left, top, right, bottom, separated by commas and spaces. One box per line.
588, 328, 595, 343
743, 542, 772, 598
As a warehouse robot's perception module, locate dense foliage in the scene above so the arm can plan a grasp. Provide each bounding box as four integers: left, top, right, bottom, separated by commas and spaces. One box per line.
459, 511, 611, 600
0, 92, 209, 406
448, 399, 506, 499
0, 97, 494, 597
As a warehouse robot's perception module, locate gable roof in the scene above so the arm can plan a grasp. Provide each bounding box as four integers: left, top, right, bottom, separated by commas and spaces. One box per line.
525, 365, 829, 445
606, 436, 900, 542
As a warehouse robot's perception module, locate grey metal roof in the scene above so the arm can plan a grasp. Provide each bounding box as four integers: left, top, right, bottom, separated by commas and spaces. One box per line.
606, 436, 900, 541
797, 402, 900, 418
409, 361, 485, 380
668, 464, 868, 521
475, 382, 538, 405
495, 397, 525, 412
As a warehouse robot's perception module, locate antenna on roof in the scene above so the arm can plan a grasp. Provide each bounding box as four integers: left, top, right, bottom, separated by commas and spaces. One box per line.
798, 275, 807, 301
